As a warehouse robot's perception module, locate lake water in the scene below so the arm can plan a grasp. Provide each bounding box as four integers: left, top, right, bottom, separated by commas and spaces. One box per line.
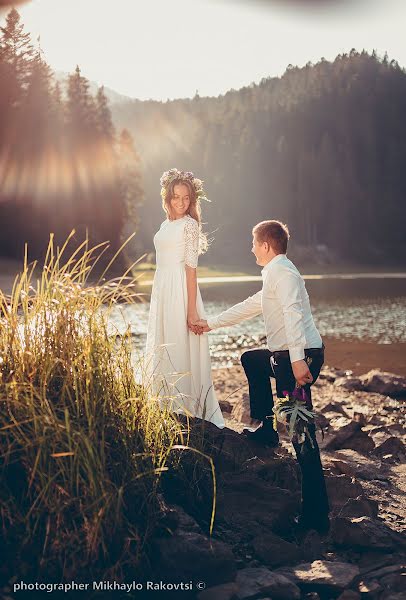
109, 275, 406, 368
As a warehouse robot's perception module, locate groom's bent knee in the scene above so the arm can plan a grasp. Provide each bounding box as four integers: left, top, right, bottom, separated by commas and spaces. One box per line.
241, 349, 270, 373
241, 350, 255, 371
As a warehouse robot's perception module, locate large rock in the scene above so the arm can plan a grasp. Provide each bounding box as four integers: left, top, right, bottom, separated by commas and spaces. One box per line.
216, 472, 300, 535
280, 559, 360, 592
153, 529, 236, 587
331, 516, 406, 551
325, 449, 387, 481
339, 496, 379, 519
320, 417, 361, 451
235, 567, 300, 600
360, 370, 406, 397
342, 430, 375, 454
197, 582, 238, 600
245, 454, 300, 491
251, 531, 303, 568
334, 377, 365, 392
379, 571, 406, 594
373, 437, 406, 461
325, 474, 364, 511
190, 422, 263, 473
336, 591, 361, 600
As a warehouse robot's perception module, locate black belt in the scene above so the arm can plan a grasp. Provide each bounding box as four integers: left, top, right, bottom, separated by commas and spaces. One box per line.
271, 343, 325, 360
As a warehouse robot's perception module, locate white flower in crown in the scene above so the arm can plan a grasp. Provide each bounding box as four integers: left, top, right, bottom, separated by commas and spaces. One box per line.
160, 168, 211, 202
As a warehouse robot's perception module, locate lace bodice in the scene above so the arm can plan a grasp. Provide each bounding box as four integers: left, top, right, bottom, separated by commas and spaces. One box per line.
153, 215, 199, 269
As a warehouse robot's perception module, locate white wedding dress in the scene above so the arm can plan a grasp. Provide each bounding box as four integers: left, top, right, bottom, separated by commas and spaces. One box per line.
145, 214, 225, 428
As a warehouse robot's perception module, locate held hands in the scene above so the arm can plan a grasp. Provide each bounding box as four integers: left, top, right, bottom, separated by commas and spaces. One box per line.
187, 314, 211, 335
196, 319, 211, 333
292, 359, 313, 387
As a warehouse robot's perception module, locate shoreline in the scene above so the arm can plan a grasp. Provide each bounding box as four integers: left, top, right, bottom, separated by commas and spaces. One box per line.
318, 337, 406, 377
210, 337, 406, 378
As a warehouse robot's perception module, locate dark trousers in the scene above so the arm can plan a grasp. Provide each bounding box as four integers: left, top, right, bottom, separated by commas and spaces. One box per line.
241, 346, 330, 521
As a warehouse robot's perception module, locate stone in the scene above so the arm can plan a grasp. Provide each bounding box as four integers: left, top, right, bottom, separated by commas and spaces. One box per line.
282, 559, 360, 591
373, 437, 406, 460
319, 368, 339, 382
216, 472, 300, 535
251, 531, 303, 568
319, 401, 349, 415
339, 496, 379, 519
247, 454, 300, 491
331, 517, 406, 551
153, 529, 236, 587
219, 399, 233, 413
358, 554, 395, 574
358, 579, 382, 594
190, 422, 262, 474
360, 370, 406, 397
343, 430, 375, 454
380, 572, 406, 594
321, 417, 361, 451
197, 582, 238, 600
235, 567, 300, 600
336, 591, 361, 600
334, 377, 365, 391
328, 449, 386, 481
364, 564, 406, 580
325, 474, 364, 510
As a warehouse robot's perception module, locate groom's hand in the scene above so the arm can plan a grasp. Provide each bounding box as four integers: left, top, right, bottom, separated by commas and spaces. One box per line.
196, 319, 211, 332
292, 359, 313, 386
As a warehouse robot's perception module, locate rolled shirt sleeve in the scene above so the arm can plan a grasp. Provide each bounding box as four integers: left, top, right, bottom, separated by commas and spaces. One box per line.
273, 271, 306, 362
207, 290, 263, 329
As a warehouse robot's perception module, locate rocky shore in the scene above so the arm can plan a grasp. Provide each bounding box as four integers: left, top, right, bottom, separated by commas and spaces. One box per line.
148, 366, 405, 600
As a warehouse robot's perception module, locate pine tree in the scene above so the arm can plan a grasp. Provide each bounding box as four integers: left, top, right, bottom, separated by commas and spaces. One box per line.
117, 128, 144, 238
96, 86, 115, 141
0, 8, 35, 96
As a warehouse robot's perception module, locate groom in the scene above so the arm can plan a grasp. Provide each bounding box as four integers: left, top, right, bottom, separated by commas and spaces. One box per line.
198, 220, 330, 534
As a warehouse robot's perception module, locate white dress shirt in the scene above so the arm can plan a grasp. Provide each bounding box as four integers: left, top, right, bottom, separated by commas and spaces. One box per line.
207, 254, 322, 363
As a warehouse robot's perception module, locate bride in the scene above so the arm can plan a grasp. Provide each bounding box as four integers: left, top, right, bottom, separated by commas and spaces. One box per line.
144, 168, 225, 428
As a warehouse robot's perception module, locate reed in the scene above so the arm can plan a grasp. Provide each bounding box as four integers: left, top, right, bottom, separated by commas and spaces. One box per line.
0, 232, 214, 582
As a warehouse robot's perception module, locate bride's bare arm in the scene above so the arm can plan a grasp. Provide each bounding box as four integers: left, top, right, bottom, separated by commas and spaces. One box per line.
185, 265, 202, 334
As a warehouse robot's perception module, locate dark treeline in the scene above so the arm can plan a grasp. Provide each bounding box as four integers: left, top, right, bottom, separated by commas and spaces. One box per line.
0, 9, 143, 265
113, 50, 406, 266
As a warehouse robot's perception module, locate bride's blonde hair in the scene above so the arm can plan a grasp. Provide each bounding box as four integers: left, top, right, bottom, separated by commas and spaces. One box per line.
161, 177, 209, 254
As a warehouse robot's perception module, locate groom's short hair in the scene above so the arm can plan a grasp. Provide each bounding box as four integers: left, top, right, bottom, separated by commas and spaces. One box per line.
253, 220, 290, 254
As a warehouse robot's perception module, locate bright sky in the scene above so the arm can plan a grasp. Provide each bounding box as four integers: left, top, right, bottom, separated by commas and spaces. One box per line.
5, 0, 405, 100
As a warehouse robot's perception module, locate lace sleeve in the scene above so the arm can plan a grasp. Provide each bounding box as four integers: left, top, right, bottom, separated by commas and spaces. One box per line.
184, 217, 199, 268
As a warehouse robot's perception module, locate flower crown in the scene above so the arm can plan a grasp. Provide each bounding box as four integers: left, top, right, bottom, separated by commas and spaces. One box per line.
160, 168, 210, 203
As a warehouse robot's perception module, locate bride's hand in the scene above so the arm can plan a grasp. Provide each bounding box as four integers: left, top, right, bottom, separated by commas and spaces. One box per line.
187, 312, 203, 335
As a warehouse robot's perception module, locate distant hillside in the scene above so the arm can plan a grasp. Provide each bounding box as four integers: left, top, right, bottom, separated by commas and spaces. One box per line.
55, 70, 130, 105
112, 50, 406, 267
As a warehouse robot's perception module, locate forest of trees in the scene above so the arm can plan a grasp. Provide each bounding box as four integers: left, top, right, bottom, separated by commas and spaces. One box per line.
113, 49, 406, 266
0, 8, 143, 266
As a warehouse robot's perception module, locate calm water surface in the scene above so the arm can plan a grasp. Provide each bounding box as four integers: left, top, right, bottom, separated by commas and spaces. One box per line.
109, 276, 406, 367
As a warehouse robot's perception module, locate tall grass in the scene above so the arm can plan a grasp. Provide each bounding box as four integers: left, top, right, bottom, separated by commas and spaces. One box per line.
0, 232, 213, 583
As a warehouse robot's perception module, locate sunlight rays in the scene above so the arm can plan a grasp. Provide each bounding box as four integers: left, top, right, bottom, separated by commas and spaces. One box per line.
0, 140, 117, 202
